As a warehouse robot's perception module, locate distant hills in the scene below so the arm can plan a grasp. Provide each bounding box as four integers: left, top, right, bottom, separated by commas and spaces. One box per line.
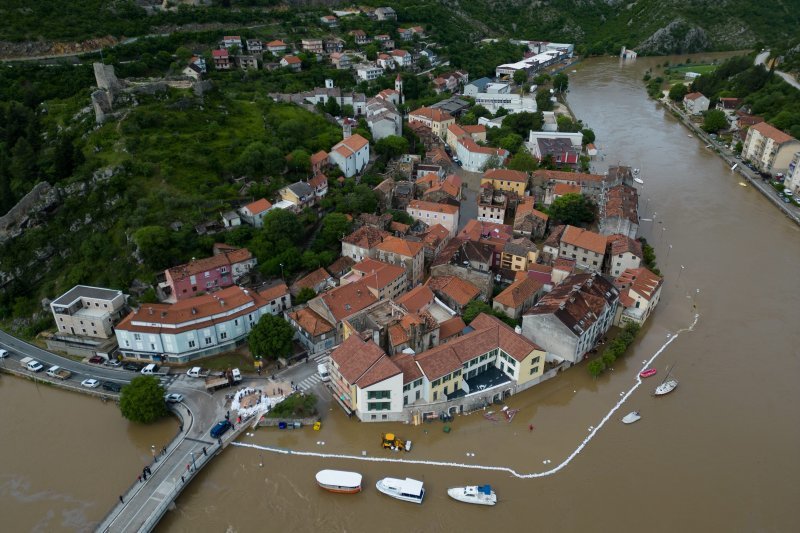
0, 0, 798, 56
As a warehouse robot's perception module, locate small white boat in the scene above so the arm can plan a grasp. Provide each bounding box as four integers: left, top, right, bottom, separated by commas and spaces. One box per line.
376, 477, 425, 504
654, 364, 678, 396
315, 469, 362, 494
447, 485, 497, 506
633, 168, 640, 174
622, 411, 641, 424
731, 163, 738, 171
654, 378, 678, 395
633, 177, 644, 184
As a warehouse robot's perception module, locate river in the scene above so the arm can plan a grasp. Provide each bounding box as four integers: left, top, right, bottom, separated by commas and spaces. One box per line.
4, 53, 800, 532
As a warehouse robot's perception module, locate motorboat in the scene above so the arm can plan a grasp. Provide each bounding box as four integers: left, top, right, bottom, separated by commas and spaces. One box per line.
654, 378, 678, 395
376, 477, 425, 504
315, 470, 362, 494
447, 485, 497, 506
622, 411, 641, 424
639, 368, 657, 378
633, 177, 644, 184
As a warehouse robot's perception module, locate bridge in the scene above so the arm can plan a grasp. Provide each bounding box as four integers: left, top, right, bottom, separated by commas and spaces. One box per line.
0, 331, 236, 532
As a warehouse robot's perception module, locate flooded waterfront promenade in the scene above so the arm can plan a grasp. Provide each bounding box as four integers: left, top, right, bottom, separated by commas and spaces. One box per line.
2, 53, 799, 532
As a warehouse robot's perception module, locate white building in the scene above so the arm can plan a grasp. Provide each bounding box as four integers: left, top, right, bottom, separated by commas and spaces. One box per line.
454, 136, 510, 172
785, 151, 800, 194
329, 133, 370, 177
613, 267, 663, 326
522, 273, 619, 364
527, 130, 583, 150
355, 63, 384, 81
51, 285, 128, 339
238, 198, 273, 228
495, 51, 563, 79
473, 92, 537, 115
683, 92, 710, 115
115, 285, 278, 363
741, 122, 800, 176
406, 200, 460, 237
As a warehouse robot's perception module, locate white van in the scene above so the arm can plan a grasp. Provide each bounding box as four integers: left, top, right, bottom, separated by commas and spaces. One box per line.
141, 363, 158, 375
231, 368, 242, 383
317, 363, 330, 382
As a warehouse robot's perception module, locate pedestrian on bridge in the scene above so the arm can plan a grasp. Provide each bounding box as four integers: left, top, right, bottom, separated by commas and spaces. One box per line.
119, 495, 124, 504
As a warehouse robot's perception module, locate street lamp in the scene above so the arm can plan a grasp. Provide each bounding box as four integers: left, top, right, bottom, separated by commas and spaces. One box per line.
279, 263, 284, 279
190, 451, 197, 471
151, 445, 157, 463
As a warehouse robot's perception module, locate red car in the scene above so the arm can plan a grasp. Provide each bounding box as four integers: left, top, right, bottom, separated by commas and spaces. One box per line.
88, 356, 105, 365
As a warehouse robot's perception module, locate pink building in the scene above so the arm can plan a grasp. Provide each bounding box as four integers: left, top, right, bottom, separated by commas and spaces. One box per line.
161, 245, 257, 302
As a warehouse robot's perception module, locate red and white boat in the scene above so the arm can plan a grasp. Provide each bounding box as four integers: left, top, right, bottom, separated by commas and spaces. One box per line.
315, 470, 362, 494
639, 368, 657, 378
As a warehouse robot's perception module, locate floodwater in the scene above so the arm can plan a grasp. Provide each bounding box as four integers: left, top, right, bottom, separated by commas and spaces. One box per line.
159, 54, 800, 532
0, 375, 176, 531
3, 52, 800, 532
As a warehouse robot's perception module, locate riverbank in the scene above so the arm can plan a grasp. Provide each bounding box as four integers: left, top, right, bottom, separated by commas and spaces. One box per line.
658, 98, 800, 226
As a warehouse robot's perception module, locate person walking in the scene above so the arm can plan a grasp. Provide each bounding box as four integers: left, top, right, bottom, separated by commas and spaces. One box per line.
138, 475, 142, 483
119, 495, 124, 504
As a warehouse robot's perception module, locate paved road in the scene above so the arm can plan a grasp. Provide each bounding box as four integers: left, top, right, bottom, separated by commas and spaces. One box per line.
663, 99, 800, 224
755, 50, 800, 91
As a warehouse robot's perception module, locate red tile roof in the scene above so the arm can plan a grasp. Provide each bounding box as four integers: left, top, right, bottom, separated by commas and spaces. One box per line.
342, 226, 389, 249
167, 248, 252, 281
494, 276, 543, 309
282, 55, 301, 64
409, 106, 454, 123
117, 286, 264, 334
351, 258, 406, 290
330, 335, 399, 388
750, 121, 797, 145
438, 316, 466, 341
395, 285, 434, 314
376, 236, 424, 257
554, 183, 581, 196
310, 150, 328, 166
319, 279, 377, 321
288, 307, 334, 337
243, 198, 272, 215
607, 234, 643, 258
392, 353, 423, 384
334, 133, 369, 155
426, 276, 480, 306
614, 267, 663, 302
561, 225, 607, 255
534, 169, 605, 183
408, 199, 460, 215
258, 282, 289, 302
484, 169, 528, 183
292, 268, 331, 291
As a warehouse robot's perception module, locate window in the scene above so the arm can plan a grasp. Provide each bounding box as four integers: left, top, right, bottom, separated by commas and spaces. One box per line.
367, 390, 391, 400
413, 378, 423, 388
204, 271, 210, 278
533, 356, 540, 364
150, 343, 155, 350
220, 332, 227, 340
403, 384, 410, 392
432, 379, 441, 387
134, 333, 141, 341
367, 402, 391, 411
205, 337, 212, 345
530, 366, 539, 375
188, 340, 196, 348
235, 319, 239, 326
443, 374, 451, 383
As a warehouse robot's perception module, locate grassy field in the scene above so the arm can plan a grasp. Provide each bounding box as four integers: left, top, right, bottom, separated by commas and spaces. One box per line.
665, 64, 719, 81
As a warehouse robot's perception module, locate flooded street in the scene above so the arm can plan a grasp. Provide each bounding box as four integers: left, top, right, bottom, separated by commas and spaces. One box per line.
2, 52, 800, 532
159, 54, 800, 532
0, 375, 177, 531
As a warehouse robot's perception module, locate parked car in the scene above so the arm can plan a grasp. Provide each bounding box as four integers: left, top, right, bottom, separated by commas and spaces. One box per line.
81, 378, 100, 388
164, 393, 184, 404
782, 196, 791, 203
210, 420, 233, 439
102, 381, 122, 392
104, 359, 122, 367
0, 349, 9, 358
123, 362, 144, 372
88, 356, 105, 365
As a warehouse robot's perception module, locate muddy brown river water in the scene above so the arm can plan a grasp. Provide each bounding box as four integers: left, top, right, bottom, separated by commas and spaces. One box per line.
2, 53, 799, 532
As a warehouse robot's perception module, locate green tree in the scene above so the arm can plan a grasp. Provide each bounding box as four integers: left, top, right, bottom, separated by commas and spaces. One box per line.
133, 226, 173, 270
463, 301, 493, 324
53, 134, 83, 181
499, 133, 523, 153
587, 359, 605, 377
286, 149, 310, 174
581, 128, 596, 146
375, 135, 410, 159
668, 83, 688, 102
389, 209, 414, 225
248, 314, 295, 359
547, 193, 596, 226
507, 152, 539, 172
364, 44, 379, 61
324, 97, 341, 116
481, 154, 503, 172
119, 376, 168, 424
235, 141, 272, 177
513, 69, 528, 87
314, 212, 352, 252
295, 286, 316, 305
702, 109, 728, 133
557, 115, 581, 132
536, 89, 554, 112
552, 72, 569, 92
9, 137, 36, 184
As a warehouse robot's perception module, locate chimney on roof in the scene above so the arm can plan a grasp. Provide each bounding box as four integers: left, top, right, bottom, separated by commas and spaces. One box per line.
191, 307, 197, 315
148, 307, 153, 315
220, 299, 225, 306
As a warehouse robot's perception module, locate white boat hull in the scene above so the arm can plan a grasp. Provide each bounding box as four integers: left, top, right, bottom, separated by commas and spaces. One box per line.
315, 470, 362, 494
654, 379, 678, 396
622, 411, 641, 424
447, 486, 497, 506
376, 477, 425, 504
